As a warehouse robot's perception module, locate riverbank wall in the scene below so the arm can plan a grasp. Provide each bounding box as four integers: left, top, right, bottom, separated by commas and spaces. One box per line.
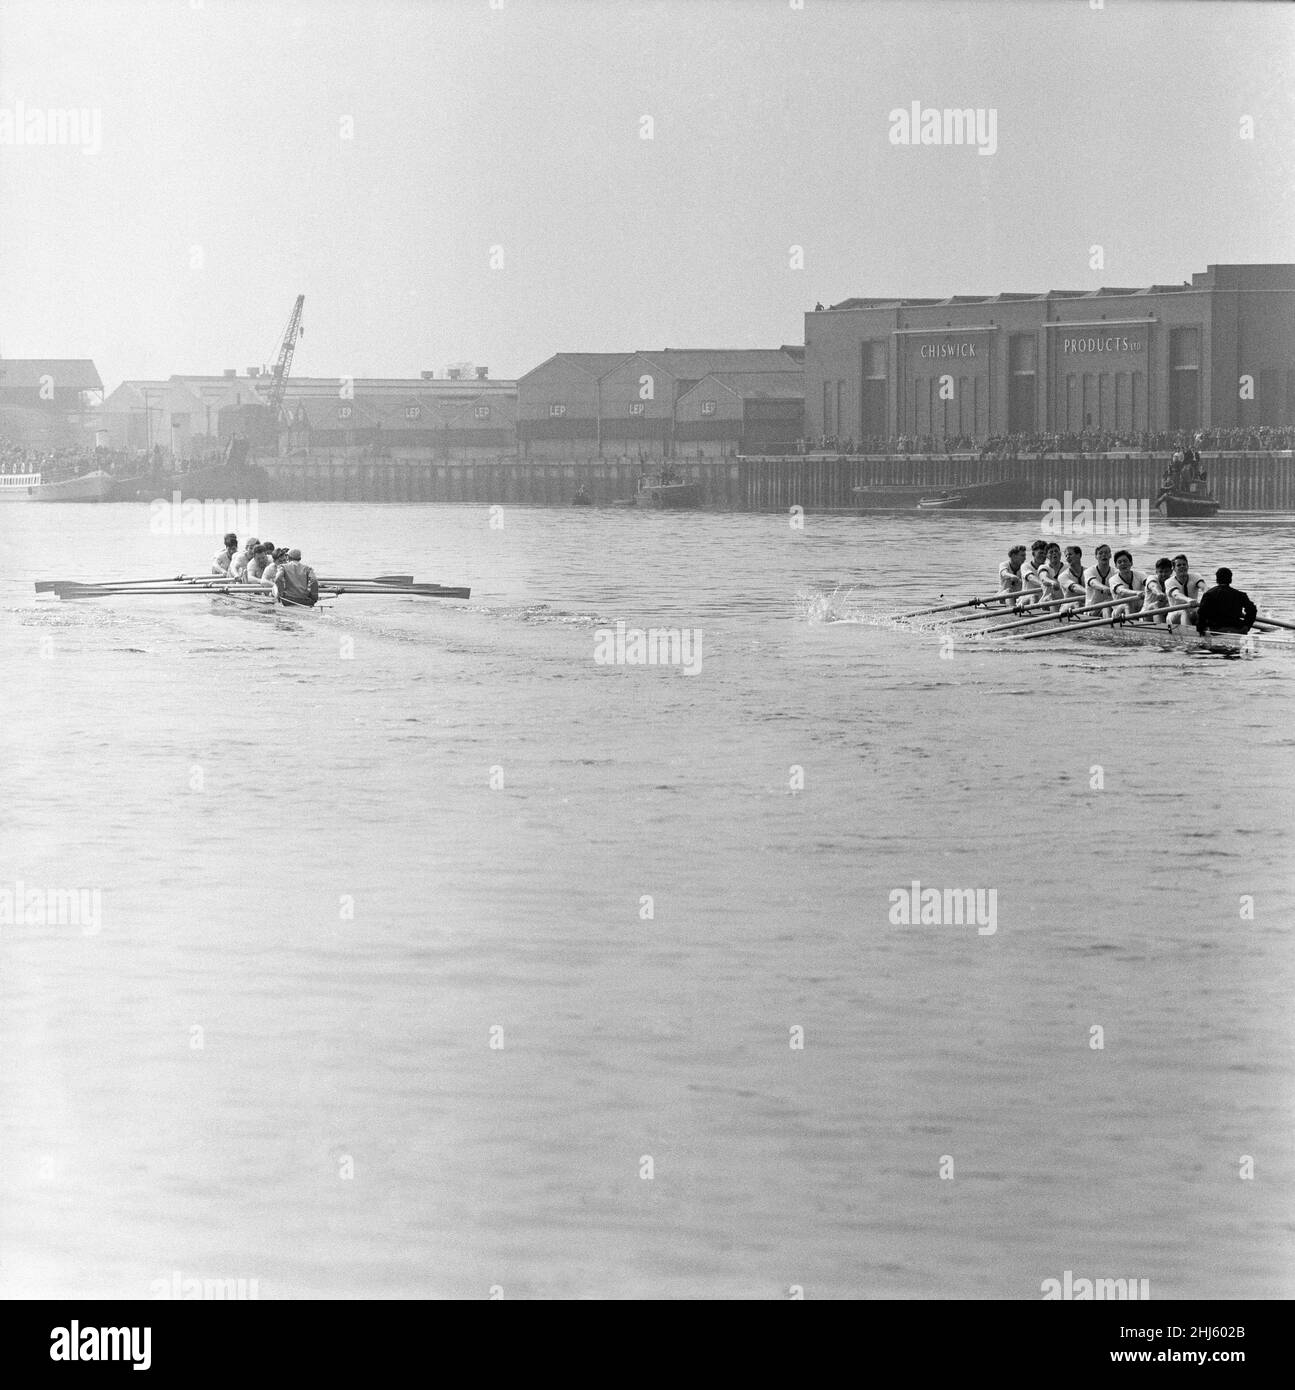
255, 452, 1295, 511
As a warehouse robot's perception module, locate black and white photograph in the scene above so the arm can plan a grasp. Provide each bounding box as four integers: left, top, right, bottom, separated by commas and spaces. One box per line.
2, 0, 1292, 1335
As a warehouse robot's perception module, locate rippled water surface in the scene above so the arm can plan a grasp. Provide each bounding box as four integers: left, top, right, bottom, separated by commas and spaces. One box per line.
2, 502, 1292, 1299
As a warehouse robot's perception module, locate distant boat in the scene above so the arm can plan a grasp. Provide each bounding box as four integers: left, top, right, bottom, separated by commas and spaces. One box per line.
0, 470, 114, 502
622, 475, 702, 508
916, 490, 967, 510
851, 477, 1022, 510
108, 437, 272, 502
1156, 487, 1220, 518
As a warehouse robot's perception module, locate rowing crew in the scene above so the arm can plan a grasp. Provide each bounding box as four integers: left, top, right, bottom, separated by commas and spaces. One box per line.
210, 533, 319, 608
998, 542, 1258, 634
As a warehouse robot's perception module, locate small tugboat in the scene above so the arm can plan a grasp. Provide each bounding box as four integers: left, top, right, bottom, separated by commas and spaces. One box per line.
619, 467, 702, 509
915, 489, 966, 510
1155, 448, 1219, 517
1156, 488, 1220, 518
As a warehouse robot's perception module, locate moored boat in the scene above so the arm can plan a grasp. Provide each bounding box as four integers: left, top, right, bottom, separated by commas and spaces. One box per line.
916, 490, 965, 510
108, 460, 273, 503
0, 470, 115, 501
632, 479, 702, 508
852, 477, 1023, 510
1156, 488, 1220, 518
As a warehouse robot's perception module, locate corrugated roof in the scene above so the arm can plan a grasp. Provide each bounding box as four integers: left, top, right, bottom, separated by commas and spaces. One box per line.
633, 348, 802, 376
825, 297, 904, 310
682, 372, 805, 400
519, 352, 632, 381
0, 358, 102, 391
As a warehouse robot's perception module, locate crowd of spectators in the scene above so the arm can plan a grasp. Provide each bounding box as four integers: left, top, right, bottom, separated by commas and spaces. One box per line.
0, 436, 235, 481
0, 436, 111, 480
794, 425, 1295, 458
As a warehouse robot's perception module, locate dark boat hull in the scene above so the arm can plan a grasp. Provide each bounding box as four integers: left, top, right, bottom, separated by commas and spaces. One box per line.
108, 464, 273, 502
1157, 490, 1219, 518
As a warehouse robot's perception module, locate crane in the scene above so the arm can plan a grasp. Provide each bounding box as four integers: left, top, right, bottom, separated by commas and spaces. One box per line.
265, 294, 305, 421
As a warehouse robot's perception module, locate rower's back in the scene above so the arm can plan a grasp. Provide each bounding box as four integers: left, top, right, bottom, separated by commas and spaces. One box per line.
277, 554, 318, 607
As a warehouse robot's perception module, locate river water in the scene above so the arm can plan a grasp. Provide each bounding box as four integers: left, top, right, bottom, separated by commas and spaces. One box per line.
1, 502, 1292, 1299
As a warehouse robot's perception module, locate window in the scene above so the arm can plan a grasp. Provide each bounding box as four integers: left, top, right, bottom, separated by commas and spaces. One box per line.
823, 382, 832, 436
860, 341, 887, 438
1008, 334, 1036, 435
1169, 328, 1201, 431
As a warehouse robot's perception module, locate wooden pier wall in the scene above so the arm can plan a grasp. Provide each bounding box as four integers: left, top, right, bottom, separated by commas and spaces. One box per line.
261, 453, 1295, 512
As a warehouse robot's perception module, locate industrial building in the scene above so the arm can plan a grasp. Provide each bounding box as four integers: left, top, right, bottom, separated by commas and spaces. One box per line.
0, 358, 102, 446
804, 264, 1295, 446
674, 372, 806, 457
517, 348, 804, 458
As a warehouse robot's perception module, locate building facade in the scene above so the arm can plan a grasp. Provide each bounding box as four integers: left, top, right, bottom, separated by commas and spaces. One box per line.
804, 264, 1295, 445
675, 372, 806, 456
517, 348, 804, 459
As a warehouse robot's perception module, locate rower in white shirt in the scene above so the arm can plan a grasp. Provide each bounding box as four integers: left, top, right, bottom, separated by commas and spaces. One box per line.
998, 545, 1029, 596
258, 547, 289, 589
1083, 543, 1117, 609
1018, 540, 1050, 604
1108, 549, 1147, 617
245, 541, 275, 582
211, 532, 238, 575
1165, 552, 1207, 628
229, 537, 259, 581
1032, 542, 1064, 606
1140, 558, 1174, 624
1056, 545, 1087, 610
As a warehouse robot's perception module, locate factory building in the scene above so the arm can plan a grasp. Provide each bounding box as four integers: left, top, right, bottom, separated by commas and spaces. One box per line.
804, 264, 1295, 446
0, 358, 103, 447
282, 389, 516, 458
518, 348, 803, 458
674, 372, 806, 457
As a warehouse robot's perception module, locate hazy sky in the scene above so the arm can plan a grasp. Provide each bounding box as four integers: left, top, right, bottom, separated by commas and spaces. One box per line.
1, 0, 1291, 390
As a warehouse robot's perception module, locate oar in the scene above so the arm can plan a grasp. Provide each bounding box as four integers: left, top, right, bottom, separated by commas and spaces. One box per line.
895, 586, 1043, 620
980, 592, 1146, 637
1013, 604, 1198, 642
1250, 614, 1295, 634
944, 594, 1072, 626
318, 574, 414, 585
56, 585, 244, 598
321, 583, 469, 598
35, 575, 201, 592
